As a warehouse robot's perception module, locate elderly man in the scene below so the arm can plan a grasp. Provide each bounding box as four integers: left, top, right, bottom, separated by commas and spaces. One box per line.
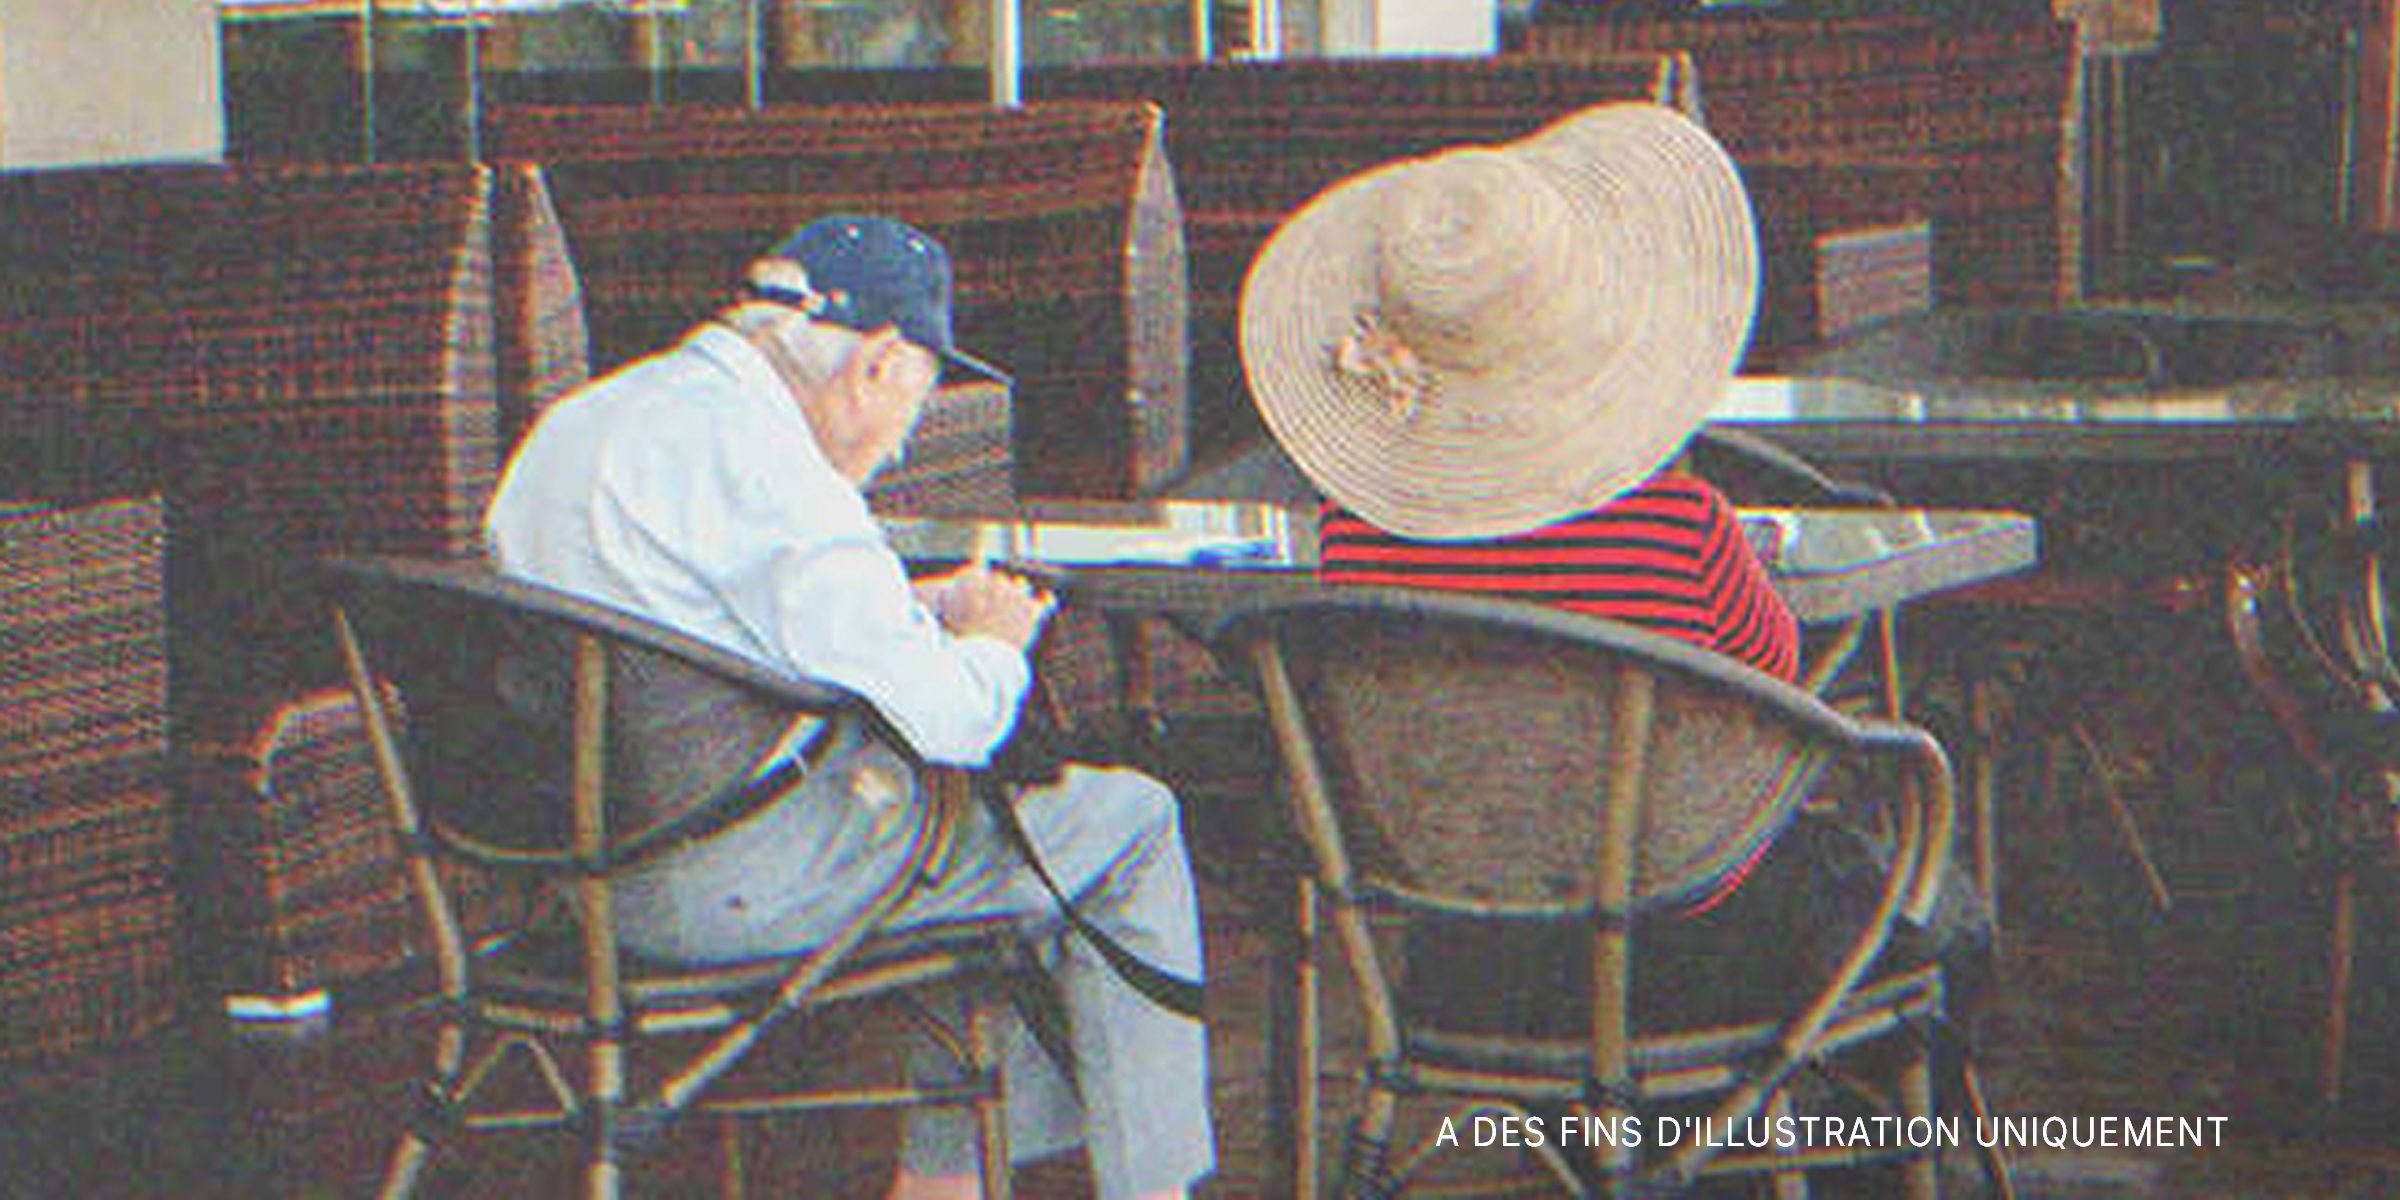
485, 215, 1214, 1200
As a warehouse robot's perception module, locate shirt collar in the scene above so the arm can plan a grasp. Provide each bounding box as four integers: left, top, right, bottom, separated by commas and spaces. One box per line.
683, 322, 834, 462
686, 322, 798, 410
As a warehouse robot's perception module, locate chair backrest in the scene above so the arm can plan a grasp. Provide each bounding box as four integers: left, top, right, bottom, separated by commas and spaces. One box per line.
0, 495, 179, 1074
2228, 510, 2400, 783
1035, 56, 1693, 462
322, 556, 878, 865
762, 58, 1689, 464
1523, 10, 2082, 306
484, 100, 1182, 501
0, 161, 591, 741
1213, 589, 1855, 916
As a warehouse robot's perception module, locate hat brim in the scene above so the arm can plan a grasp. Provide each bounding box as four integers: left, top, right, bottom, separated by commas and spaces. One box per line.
1238, 104, 1758, 541
938, 344, 1014, 389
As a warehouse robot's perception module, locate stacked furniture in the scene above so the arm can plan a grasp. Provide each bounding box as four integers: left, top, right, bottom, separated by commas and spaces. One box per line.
1738, 164, 1936, 369
1525, 10, 2082, 357
0, 161, 587, 1011
486, 100, 1179, 501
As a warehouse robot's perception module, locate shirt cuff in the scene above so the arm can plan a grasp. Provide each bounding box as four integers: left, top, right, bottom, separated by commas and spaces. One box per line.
956, 632, 1034, 719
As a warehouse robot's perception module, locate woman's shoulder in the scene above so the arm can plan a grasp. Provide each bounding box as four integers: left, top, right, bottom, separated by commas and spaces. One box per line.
1627, 468, 1728, 504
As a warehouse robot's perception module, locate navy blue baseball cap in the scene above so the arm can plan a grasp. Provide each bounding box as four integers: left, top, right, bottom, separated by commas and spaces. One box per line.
750, 214, 1010, 387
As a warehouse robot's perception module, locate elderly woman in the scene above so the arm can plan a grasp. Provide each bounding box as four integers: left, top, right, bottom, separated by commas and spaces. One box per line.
1237, 102, 1985, 1037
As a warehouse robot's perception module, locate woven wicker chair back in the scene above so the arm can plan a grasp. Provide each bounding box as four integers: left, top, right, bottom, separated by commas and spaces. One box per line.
0, 496, 178, 1073
333, 560, 820, 860
485, 100, 1181, 501
1249, 597, 1829, 914
1524, 10, 2081, 307
0, 162, 532, 726
1038, 56, 1690, 461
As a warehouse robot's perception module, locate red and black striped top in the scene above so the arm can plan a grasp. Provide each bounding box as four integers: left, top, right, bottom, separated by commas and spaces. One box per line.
1317, 471, 1800, 682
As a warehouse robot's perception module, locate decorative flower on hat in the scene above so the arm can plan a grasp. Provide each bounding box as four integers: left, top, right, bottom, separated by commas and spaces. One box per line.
1331, 310, 1436, 425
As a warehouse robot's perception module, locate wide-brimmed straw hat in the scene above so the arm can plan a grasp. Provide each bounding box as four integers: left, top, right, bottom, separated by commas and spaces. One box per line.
1239, 103, 1758, 540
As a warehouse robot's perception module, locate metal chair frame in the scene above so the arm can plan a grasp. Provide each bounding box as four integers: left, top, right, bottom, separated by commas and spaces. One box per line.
324, 555, 1024, 1200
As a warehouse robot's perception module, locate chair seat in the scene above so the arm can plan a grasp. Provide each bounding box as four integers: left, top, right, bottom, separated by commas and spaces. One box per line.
473, 914, 1026, 1022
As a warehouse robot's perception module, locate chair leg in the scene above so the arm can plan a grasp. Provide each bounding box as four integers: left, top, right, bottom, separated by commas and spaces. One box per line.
2071, 722, 2174, 914
377, 1132, 435, 1200
587, 1155, 622, 1200
1899, 1044, 1936, 1200
588, 1046, 625, 1200
1765, 1090, 1810, 1200
383, 1020, 472, 1200
1958, 1056, 2016, 1200
1969, 674, 2002, 954
1264, 871, 1323, 1200
1338, 1092, 1399, 1200
1278, 875, 1322, 1200
970, 995, 1013, 1200
718, 1115, 747, 1200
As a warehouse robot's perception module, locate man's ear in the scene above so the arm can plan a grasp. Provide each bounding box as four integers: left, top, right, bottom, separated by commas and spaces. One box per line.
842, 325, 928, 403
857, 325, 940, 401
840, 325, 903, 393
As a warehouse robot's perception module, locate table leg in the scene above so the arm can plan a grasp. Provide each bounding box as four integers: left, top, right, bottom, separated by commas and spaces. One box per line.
2329, 459, 2394, 1107
1265, 872, 1320, 1200
1799, 615, 1868, 698
1970, 673, 2001, 953
2325, 866, 2357, 1107
1877, 607, 1906, 720
1099, 613, 1161, 742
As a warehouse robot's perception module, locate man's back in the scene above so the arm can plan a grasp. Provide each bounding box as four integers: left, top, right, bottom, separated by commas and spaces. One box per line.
492, 328, 860, 664
488, 322, 1026, 766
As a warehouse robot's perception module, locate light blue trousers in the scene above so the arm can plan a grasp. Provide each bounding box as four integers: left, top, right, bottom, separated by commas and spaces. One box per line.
616, 735, 1215, 1199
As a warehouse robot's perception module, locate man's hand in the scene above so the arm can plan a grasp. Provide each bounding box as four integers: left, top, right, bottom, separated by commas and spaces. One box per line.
919, 560, 1056, 651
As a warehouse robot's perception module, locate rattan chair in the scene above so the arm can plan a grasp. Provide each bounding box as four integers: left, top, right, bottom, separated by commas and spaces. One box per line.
1212, 589, 1966, 1199
323, 556, 1029, 1200
2226, 511, 2400, 1105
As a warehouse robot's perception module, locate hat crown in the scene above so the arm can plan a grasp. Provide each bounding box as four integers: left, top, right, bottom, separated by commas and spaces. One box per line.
754, 214, 1011, 386
768, 215, 954, 350
1373, 150, 1595, 380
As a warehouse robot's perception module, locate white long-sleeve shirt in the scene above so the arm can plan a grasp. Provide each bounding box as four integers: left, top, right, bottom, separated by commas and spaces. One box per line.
485, 323, 1029, 765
